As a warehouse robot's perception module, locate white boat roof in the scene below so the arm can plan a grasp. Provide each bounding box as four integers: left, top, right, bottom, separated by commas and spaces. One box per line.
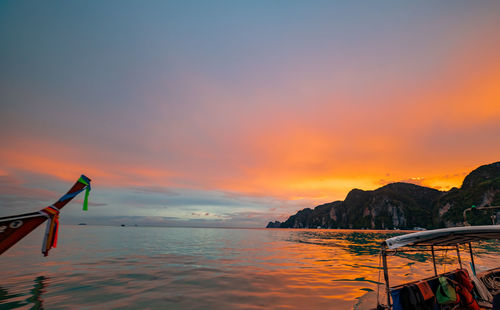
384, 225, 500, 249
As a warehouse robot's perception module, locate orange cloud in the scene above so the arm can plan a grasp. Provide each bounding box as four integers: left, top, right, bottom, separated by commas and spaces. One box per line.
2, 11, 499, 207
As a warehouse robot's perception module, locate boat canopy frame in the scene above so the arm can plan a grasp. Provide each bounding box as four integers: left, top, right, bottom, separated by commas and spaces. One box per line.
379, 225, 500, 309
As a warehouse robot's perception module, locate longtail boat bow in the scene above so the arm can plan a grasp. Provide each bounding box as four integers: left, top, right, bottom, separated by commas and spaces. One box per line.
0, 175, 91, 256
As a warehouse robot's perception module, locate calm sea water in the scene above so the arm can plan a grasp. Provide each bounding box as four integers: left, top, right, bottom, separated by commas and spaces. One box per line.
1, 226, 499, 309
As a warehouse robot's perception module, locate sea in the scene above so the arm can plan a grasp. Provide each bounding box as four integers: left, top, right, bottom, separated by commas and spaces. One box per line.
1, 226, 499, 309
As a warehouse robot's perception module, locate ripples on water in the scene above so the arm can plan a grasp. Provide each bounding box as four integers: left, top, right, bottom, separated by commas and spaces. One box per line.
1, 226, 498, 309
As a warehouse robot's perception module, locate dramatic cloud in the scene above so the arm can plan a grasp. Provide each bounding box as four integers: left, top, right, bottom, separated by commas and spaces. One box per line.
1, 1, 499, 226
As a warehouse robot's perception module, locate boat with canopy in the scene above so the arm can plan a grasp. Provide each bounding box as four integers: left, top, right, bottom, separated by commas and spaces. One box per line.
0, 175, 91, 257
362, 225, 500, 309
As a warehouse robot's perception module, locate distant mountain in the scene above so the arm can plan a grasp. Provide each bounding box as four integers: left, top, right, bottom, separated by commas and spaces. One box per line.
266, 162, 500, 229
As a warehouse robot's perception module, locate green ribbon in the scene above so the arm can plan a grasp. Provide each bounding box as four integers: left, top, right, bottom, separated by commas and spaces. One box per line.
78, 177, 91, 211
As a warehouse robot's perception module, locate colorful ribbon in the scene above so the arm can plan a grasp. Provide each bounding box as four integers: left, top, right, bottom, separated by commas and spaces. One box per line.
41, 206, 60, 256
78, 176, 91, 211
57, 175, 91, 211
40, 175, 91, 256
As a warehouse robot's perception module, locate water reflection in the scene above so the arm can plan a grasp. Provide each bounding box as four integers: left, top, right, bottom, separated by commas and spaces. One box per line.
0, 276, 47, 309
27, 276, 46, 309
291, 229, 500, 263
0, 227, 498, 309
288, 230, 403, 256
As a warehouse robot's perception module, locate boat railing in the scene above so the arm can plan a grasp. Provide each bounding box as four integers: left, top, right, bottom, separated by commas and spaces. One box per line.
380, 242, 481, 308
389, 269, 460, 291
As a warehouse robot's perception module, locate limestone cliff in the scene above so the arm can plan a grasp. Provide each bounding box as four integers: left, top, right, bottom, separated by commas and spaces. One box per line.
266, 162, 500, 229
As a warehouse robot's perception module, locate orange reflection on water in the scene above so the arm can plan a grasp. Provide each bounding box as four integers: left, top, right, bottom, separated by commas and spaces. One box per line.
1, 227, 498, 309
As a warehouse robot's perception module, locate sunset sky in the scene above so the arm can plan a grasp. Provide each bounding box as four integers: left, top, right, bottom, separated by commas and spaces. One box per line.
1, 1, 499, 227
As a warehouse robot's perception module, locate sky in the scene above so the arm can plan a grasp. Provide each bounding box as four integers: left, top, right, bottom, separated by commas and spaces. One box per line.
1, 1, 499, 227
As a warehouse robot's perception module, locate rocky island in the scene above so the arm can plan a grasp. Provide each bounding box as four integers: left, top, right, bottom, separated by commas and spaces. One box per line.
267, 162, 500, 230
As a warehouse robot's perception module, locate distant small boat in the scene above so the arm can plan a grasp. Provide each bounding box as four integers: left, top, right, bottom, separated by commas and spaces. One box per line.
0, 175, 91, 257
78, 223, 87, 226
